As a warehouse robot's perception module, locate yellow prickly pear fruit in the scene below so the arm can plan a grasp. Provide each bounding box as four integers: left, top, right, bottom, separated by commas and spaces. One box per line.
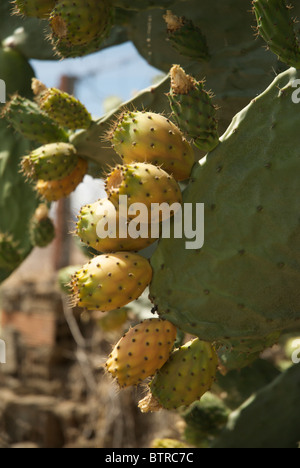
35, 157, 88, 201
108, 111, 195, 181
71, 252, 153, 312
105, 318, 177, 388
76, 198, 157, 253
105, 162, 182, 224
139, 338, 219, 411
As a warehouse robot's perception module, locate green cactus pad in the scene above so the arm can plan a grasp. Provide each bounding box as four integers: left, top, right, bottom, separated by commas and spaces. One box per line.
253, 0, 300, 69
49, 0, 114, 57
22, 142, 78, 181
3, 95, 69, 144
168, 65, 219, 153
150, 67, 300, 343
39, 87, 92, 130
140, 338, 218, 411
13, 0, 56, 18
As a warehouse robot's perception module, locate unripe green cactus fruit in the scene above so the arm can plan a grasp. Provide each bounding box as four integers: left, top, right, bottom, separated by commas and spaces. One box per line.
252, 0, 300, 69
105, 162, 182, 224
168, 65, 220, 153
0, 233, 22, 271
36, 157, 88, 201
13, 0, 56, 18
29, 204, 55, 248
22, 142, 78, 181
108, 111, 195, 181
38, 86, 92, 130
2, 95, 69, 144
71, 252, 153, 312
49, 0, 114, 57
139, 338, 218, 411
105, 318, 177, 388
164, 10, 210, 62
76, 198, 157, 253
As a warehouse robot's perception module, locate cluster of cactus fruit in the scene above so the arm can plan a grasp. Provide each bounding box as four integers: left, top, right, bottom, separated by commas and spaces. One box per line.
1, 0, 300, 447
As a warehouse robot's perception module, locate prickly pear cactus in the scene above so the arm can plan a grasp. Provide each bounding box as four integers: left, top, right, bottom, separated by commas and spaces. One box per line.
105, 318, 177, 388
76, 198, 157, 253
13, 0, 56, 19
252, 0, 300, 69
108, 111, 195, 181
139, 338, 218, 411
150, 67, 300, 344
49, 0, 114, 58
21, 142, 78, 181
71, 252, 153, 312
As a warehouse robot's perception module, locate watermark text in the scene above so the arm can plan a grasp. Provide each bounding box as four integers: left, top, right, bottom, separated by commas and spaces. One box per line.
96, 196, 205, 250
0, 339, 6, 364
0, 79, 6, 104
291, 79, 300, 104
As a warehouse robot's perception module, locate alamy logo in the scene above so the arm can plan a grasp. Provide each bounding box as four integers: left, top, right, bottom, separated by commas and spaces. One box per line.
96, 196, 205, 250
0, 79, 6, 104
0, 339, 6, 364
291, 79, 300, 104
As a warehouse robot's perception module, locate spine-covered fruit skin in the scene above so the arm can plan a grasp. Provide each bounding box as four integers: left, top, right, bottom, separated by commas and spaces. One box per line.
35, 157, 88, 201
108, 111, 195, 181
76, 198, 157, 253
105, 318, 177, 388
29, 204, 55, 248
13, 0, 56, 18
71, 252, 153, 312
105, 162, 182, 224
168, 65, 219, 153
49, 0, 114, 55
38, 87, 92, 130
139, 338, 218, 411
21, 142, 78, 181
2, 95, 69, 144
252, 0, 300, 69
